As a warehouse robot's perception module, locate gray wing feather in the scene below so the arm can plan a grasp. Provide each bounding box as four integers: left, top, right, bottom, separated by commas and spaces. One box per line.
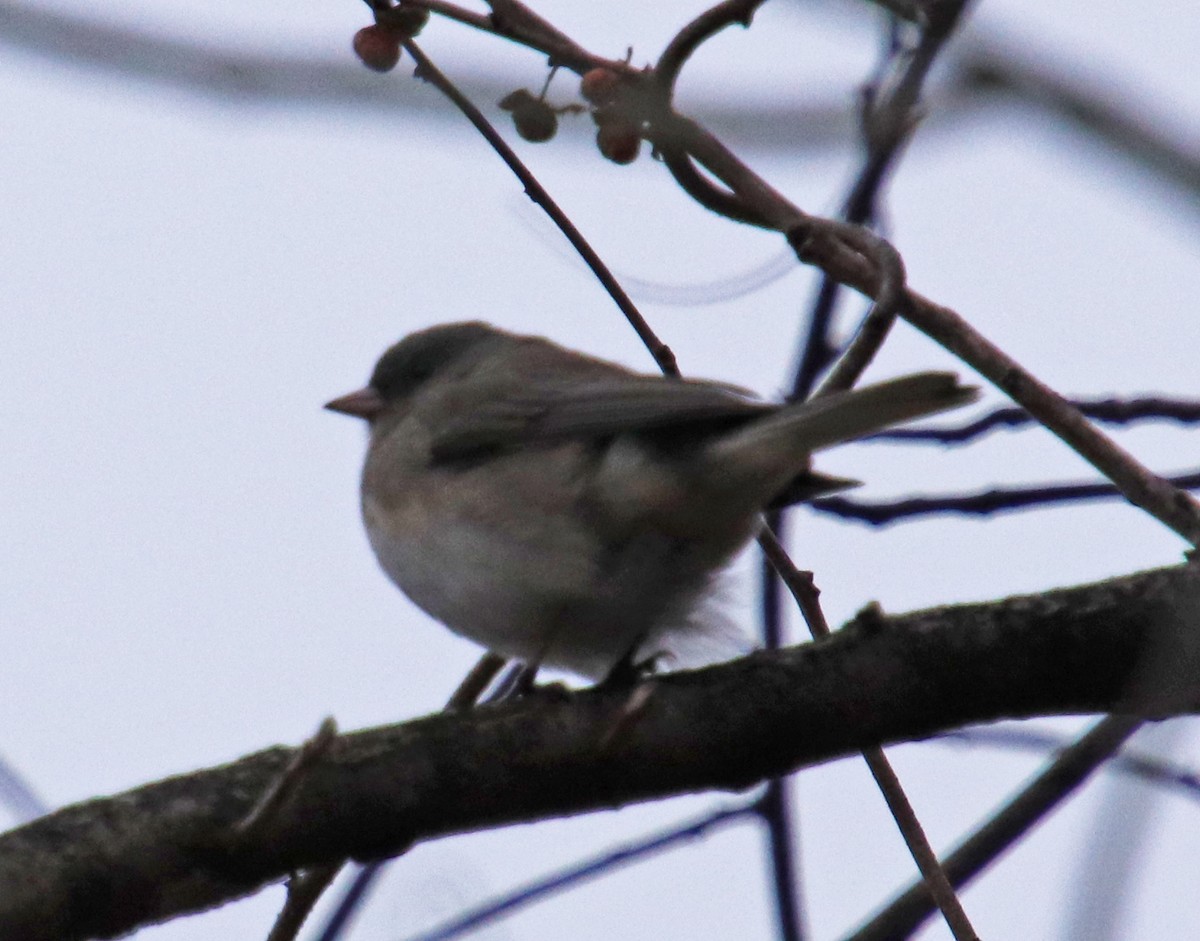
430, 376, 775, 462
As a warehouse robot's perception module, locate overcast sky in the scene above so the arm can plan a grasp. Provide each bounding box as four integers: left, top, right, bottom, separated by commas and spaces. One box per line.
2, 1, 1199, 939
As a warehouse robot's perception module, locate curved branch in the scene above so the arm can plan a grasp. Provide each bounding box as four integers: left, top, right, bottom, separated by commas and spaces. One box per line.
657, 146, 772, 227
2, 563, 1199, 941
655, 0, 765, 98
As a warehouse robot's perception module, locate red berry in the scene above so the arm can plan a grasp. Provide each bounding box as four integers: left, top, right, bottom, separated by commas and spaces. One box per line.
580, 68, 621, 106
353, 25, 401, 73
597, 121, 640, 164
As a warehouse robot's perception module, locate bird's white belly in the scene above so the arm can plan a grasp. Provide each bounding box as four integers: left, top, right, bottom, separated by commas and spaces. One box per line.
362, 489, 654, 676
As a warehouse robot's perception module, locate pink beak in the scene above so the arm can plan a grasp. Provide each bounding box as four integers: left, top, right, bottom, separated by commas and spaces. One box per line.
324, 387, 385, 420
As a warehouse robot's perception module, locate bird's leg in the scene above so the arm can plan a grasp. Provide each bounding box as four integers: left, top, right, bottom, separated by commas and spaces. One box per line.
513, 661, 541, 695
598, 636, 663, 689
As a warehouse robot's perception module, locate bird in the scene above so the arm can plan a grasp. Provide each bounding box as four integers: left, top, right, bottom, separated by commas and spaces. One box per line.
326, 321, 977, 682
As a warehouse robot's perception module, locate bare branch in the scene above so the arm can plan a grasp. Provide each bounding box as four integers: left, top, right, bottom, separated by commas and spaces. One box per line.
758, 529, 977, 941
870, 396, 1200, 443
896, 294, 1200, 543
846, 716, 1143, 941
955, 37, 1200, 209
400, 37, 678, 375
939, 726, 1200, 804
407, 803, 755, 941
812, 469, 1200, 526
5, 563, 1197, 941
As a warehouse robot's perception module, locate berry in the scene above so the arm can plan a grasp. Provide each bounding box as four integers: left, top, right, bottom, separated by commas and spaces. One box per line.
580, 67, 621, 106
499, 89, 558, 143
514, 106, 558, 142
353, 25, 401, 73
499, 89, 536, 111
596, 121, 640, 164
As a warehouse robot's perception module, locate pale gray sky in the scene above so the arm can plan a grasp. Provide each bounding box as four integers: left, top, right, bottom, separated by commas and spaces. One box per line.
2, 1, 1198, 939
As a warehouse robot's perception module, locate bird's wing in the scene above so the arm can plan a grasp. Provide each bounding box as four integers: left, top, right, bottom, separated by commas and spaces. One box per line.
429, 376, 775, 462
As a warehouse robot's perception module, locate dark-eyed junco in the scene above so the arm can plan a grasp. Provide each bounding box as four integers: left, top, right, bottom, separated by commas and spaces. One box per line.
326, 322, 976, 680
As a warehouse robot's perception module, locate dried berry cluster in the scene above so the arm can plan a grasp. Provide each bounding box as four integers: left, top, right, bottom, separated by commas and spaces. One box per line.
496, 67, 642, 164
580, 68, 641, 164
351, 13, 644, 166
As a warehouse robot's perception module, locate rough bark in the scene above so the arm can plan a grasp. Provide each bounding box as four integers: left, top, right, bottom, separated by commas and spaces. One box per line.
2, 562, 1199, 941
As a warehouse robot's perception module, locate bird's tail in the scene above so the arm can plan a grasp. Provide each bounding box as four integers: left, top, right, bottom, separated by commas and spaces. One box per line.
702, 371, 978, 497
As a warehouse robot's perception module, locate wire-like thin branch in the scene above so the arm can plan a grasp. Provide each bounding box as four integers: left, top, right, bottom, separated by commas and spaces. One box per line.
895, 293, 1200, 544
311, 863, 387, 941
0, 755, 48, 824
859, 748, 979, 941
871, 396, 1200, 443
860, 0, 926, 22
405, 804, 755, 941
311, 654, 505, 941
939, 726, 1200, 803
791, 0, 972, 399
846, 716, 1143, 941
756, 779, 807, 941
755, 512, 807, 941
812, 469, 1200, 526
657, 146, 772, 227
235, 718, 338, 849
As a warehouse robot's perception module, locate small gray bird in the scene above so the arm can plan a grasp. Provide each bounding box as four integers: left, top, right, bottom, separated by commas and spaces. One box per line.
326, 322, 976, 681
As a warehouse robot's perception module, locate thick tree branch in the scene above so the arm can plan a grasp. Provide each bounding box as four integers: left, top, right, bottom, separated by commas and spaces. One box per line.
2, 563, 1199, 941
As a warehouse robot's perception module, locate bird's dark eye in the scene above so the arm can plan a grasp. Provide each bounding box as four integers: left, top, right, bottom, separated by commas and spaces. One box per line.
369, 321, 494, 398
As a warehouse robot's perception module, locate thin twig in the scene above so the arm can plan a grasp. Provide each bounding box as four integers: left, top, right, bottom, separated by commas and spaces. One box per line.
939, 726, 1200, 803
399, 37, 678, 376
235, 717, 338, 847
657, 146, 771, 227
812, 469, 1200, 526
812, 226, 905, 396
870, 396, 1200, 443
246, 719, 340, 941
266, 866, 342, 941
756, 779, 808, 941
445, 652, 507, 710
0, 754, 49, 823
404, 804, 756, 941
792, 0, 972, 398
312, 653, 506, 941
897, 292, 1200, 545
757, 528, 979, 941
756, 511, 807, 941
957, 38, 1200, 207
846, 716, 1143, 941
860, 747, 979, 941
311, 863, 388, 941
